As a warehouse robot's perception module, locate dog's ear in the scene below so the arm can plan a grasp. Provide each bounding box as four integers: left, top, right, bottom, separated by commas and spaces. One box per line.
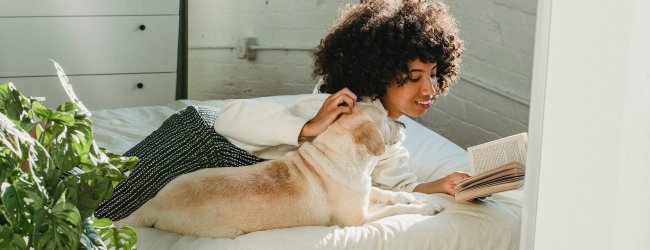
352, 121, 385, 156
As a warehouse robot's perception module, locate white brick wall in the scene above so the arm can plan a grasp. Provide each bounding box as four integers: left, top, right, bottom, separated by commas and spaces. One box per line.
417, 79, 529, 148
188, 0, 353, 99
416, 0, 536, 148
188, 0, 537, 149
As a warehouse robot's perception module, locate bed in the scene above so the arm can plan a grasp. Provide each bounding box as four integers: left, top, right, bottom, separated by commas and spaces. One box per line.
91, 94, 523, 250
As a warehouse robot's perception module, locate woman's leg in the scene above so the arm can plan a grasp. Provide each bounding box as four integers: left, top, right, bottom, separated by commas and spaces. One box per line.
94, 106, 265, 221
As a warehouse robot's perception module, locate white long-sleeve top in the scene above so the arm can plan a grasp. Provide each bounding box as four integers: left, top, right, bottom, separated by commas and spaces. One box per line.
213, 94, 420, 192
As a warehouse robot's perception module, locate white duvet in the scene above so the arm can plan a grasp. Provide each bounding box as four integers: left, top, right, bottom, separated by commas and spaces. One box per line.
91, 95, 522, 250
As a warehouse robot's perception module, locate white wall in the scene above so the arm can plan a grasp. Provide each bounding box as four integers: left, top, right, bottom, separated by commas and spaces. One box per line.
187, 0, 537, 149
523, 0, 650, 249
187, 0, 353, 100
419, 0, 536, 149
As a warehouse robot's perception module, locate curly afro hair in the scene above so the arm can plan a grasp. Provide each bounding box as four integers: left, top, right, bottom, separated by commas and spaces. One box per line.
313, 0, 464, 100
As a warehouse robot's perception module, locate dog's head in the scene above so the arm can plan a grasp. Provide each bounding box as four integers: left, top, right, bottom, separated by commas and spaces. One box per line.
313, 101, 404, 157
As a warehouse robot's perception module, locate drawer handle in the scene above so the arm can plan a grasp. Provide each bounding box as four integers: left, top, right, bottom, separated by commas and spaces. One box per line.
136, 83, 144, 89
139, 24, 146, 31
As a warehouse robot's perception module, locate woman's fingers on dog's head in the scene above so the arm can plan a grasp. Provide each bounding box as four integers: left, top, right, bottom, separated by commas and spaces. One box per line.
329, 88, 357, 107
336, 105, 352, 115
336, 95, 355, 109
336, 88, 357, 102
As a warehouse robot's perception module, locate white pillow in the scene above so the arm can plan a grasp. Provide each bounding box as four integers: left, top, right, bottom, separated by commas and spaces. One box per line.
399, 116, 470, 182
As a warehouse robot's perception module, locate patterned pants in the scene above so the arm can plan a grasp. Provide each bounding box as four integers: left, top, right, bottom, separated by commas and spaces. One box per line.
94, 106, 265, 221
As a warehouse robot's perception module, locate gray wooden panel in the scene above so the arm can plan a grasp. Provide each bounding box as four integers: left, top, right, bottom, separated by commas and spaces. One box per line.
0, 0, 179, 16
1, 73, 176, 109
0, 16, 178, 77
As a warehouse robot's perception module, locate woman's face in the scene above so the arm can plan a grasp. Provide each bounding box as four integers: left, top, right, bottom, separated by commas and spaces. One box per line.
381, 59, 438, 119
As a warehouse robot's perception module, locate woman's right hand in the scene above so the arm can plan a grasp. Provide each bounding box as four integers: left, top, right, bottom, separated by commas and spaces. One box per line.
300, 88, 357, 138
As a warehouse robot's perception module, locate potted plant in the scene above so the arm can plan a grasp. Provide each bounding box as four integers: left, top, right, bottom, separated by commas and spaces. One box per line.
0, 61, 138, 249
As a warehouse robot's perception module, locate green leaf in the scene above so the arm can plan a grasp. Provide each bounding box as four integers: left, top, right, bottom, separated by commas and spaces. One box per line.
39, 117, 93, 175
0, 156, 21, 182
0, 83, 25, 122
106, 152, 138, 174
0, 179, 42, 235
0, 224, 27, 250
0, 183, 28, 232
94, 219, 137, 250
33, 104, 75, 126
53, 176, 80, 216
1, 114, 29, 160
31, 146, 59, 200
2, 64, 138, 249
92, 218, 112, 228
32, 195, 82, 250
0, 82, 38, 128
49, 60, 91, 117
56, 102, 80, 113
46, 124, 81, 174
57, 173, 110, 219
79, 233, 94, 250
76, 174, 111, 219
80, 217, 106, 250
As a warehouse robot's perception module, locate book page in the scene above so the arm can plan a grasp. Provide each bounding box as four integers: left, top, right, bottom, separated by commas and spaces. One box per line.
456, 162, 525, 190
468, 133, 528, 174
459, 175, 525, 192
455, 179, 524, 201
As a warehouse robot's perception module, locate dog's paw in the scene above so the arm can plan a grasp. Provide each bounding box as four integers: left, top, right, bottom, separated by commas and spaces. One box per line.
414, 198, 427, 204
414, 203, 443, 216
388, 192, 417, 205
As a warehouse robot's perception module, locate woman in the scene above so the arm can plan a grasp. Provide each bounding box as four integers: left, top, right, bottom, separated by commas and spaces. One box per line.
215, 0, 467, 196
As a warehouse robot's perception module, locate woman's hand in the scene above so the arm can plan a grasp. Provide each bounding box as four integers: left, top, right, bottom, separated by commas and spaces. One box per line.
414, 172, 491, 201
300, 88, 357, 138
437, 171, 472, 196
413, 171, 471, 196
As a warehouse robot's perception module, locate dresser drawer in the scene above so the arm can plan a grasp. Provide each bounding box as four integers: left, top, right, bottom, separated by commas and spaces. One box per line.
1, 73, 176, 110
0, 16, 178, 77
0, 0, 179, 16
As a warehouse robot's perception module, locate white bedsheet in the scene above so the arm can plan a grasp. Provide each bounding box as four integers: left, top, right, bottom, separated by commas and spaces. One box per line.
91, 95, 522, 250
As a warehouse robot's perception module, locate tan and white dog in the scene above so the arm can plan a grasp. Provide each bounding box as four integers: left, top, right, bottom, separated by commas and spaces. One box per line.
115, 102, 441, 238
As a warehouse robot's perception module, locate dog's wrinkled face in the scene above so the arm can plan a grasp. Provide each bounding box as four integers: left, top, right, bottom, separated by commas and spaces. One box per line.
347, 102, 404, 156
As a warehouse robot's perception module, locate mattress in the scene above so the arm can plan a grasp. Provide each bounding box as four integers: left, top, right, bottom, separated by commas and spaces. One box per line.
91, 94, 522, 250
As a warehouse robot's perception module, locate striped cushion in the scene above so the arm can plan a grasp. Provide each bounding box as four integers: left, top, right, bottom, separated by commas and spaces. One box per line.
94, 106, 265, 221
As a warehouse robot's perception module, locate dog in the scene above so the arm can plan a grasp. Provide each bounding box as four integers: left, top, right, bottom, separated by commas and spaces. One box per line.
115, 102, 441, 238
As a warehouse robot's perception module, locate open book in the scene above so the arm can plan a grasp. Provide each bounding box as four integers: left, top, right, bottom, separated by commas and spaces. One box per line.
455, 132, 528, 201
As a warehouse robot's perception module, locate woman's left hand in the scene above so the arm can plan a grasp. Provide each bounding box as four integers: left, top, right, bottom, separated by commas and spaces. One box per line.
436, 172, 490, 201
437, 171, 471, 196
413, 171, 471, 196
